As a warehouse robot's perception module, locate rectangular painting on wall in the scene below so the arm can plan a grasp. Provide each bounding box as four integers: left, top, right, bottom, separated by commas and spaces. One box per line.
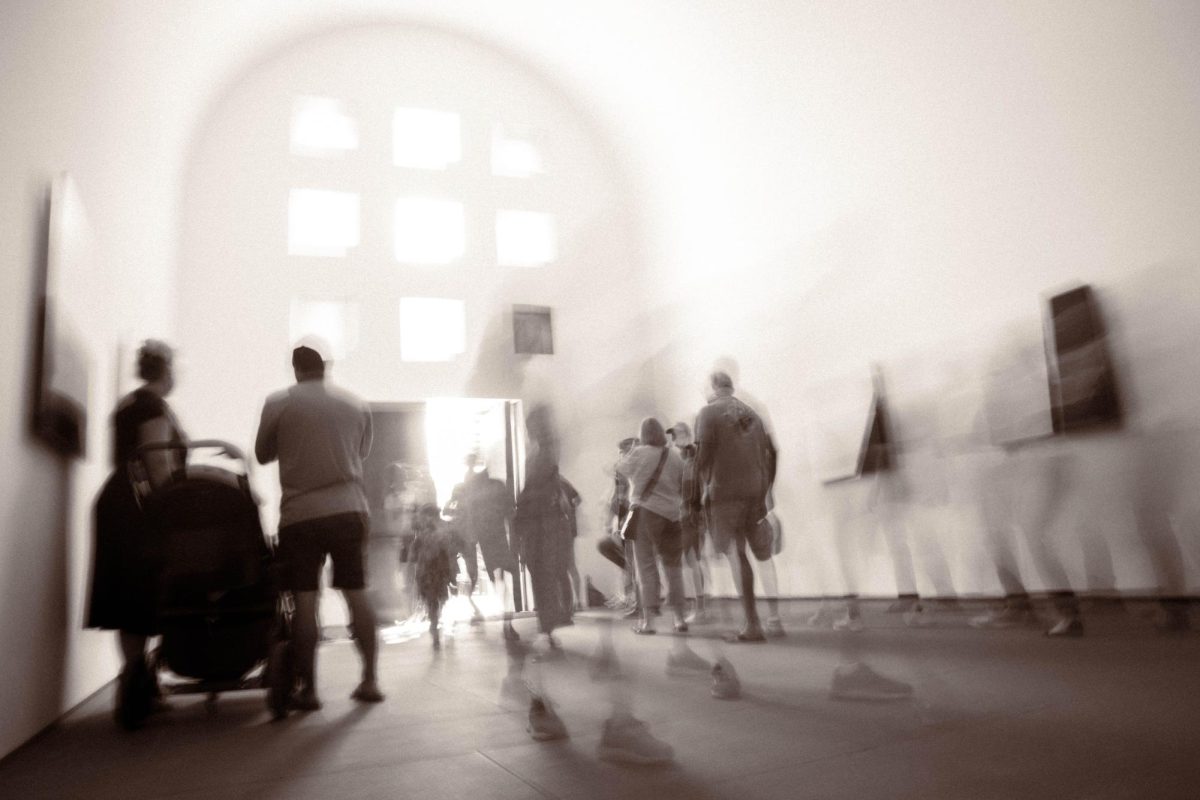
31, 173, 93, 458
512, 304, 553, 355
807, 367, 882, 484
1043, 284, 1122, 433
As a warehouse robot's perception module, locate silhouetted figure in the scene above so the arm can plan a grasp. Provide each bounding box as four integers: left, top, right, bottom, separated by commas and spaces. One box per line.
690, 371, 776, 642
87, 339, 187, 729
514, 405, 573, 652
255, 339, 382, 710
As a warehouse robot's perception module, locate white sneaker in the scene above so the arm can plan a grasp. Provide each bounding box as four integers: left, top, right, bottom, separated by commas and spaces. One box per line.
710, 658, 741, 700
597, 716, 674, 765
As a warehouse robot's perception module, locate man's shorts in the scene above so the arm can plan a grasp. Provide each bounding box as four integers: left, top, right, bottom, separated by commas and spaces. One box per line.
278, 512, 368, 592
706, 500, 772, 561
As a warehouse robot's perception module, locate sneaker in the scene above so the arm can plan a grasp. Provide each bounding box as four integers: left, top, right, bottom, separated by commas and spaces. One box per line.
503, 623, 520, 642
598, 716, 674, 765
351, 682, 384, 703
710, 658, 741, 700
527, 696, 569, 741
289, 690, 323, 712
632, 620, 657, 635
666, 646, 711, 677
685, 608, 716, 625
1045, 617, 1084, 638
970, 606, 1037, 629
832, 613, 865, 632
764, 617, 786, 638
673, 619, 689, 634
830, 663, 913, 701
724, 626, 767, 643
887, 596, 919, 614
622, 605, 642, 620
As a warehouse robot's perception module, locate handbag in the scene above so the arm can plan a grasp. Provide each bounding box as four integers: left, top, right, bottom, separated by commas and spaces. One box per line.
618, 446, 670, 541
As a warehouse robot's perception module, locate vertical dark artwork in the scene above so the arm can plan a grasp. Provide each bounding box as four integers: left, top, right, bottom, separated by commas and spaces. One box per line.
1044, 285, 1122, 433
512, 305, 553, 355
31, 179, 87, 458
362, 403, 429, 514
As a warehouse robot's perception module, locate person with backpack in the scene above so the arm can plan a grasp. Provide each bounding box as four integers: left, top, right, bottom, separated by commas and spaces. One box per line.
617, 418, 687, 635
689, 371, 777, 643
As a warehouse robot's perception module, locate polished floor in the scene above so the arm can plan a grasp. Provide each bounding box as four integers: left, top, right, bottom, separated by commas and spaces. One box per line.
1, 600, 1198, 800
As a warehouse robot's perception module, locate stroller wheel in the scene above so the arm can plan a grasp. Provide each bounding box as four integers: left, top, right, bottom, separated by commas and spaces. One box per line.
266, 640, 293, 721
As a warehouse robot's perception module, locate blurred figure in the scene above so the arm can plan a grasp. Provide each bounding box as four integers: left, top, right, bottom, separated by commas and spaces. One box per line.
87, 339, 186, 729
601, 437, 641, 616
668, 421, 713, 624
689, 371, 776, 642
558, 476, 584, 610
444, 455, 488, 626
617, 417, 688, 634
411, 503, 455, 649
514, 405, 574, 652
387, 463, 437, 622
255, 340, 382, 709
969, 442, 1084, 637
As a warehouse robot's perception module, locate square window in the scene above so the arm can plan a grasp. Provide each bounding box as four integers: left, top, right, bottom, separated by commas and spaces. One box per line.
393, 108, 461, 170
496, 210, 556, 266
291, 97, 358, 156
289, 299, 359, 361
288, 189, 360, 257
394, 197, 465, 264
491, 123, 545, 177
400, 297, 466, 362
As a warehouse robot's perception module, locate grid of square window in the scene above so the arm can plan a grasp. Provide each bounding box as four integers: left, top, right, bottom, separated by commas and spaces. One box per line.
287, 99, 556, 267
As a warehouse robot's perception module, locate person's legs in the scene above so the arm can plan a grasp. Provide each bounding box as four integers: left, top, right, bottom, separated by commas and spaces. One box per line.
291, 590, 321, 704
566, 539, 582, 610
328, 513, 383, 702
633, 521, 662, 631
654, 517, 687, 627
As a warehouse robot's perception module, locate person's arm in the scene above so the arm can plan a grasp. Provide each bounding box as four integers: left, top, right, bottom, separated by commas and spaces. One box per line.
692, 410, 715, 508
254, 397, 280, 465
137, 415, 177, 488
360, 406, 373, 460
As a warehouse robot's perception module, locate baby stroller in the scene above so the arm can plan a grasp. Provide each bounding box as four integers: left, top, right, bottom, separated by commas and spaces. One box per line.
124, 440, 293, 725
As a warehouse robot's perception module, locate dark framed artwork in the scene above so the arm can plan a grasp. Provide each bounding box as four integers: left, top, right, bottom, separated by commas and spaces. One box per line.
512, 304, 553, 355
31, 173, 92, 458
1043, 284, 1122, 433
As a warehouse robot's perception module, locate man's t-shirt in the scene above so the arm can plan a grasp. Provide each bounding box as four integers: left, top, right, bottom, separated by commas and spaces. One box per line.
694, 392, 771, 503
255, 380, 372, 528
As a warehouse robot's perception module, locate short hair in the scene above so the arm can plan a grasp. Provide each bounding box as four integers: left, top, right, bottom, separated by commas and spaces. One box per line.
137, 339, 174, 382
710, 370, 734, 390
292, 345, 325, 376
639, 417, 668, 447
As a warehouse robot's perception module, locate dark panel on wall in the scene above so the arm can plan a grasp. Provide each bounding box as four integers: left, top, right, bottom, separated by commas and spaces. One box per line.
1044, 284, 1122, 433
513, 305, 553, 355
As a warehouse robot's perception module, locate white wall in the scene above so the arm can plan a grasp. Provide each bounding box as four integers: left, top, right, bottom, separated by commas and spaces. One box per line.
3, 0, 1199, 758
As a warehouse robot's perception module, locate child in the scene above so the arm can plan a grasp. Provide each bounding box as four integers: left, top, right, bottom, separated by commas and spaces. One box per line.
411, 503, 455, 649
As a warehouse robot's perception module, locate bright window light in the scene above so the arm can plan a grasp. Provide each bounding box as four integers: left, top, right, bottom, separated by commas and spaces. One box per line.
496, 210, 557, 266
393, 107, 461, 169
289, 299, 359, 361
399, 297, 466, 362
288, 189, 360, 257
394, 198, 465, 264
290, 97, 358, 157
491, 123, 544, 177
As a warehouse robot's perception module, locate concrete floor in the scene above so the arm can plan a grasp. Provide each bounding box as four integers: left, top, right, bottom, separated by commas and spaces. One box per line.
1, 601, 1198, 799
